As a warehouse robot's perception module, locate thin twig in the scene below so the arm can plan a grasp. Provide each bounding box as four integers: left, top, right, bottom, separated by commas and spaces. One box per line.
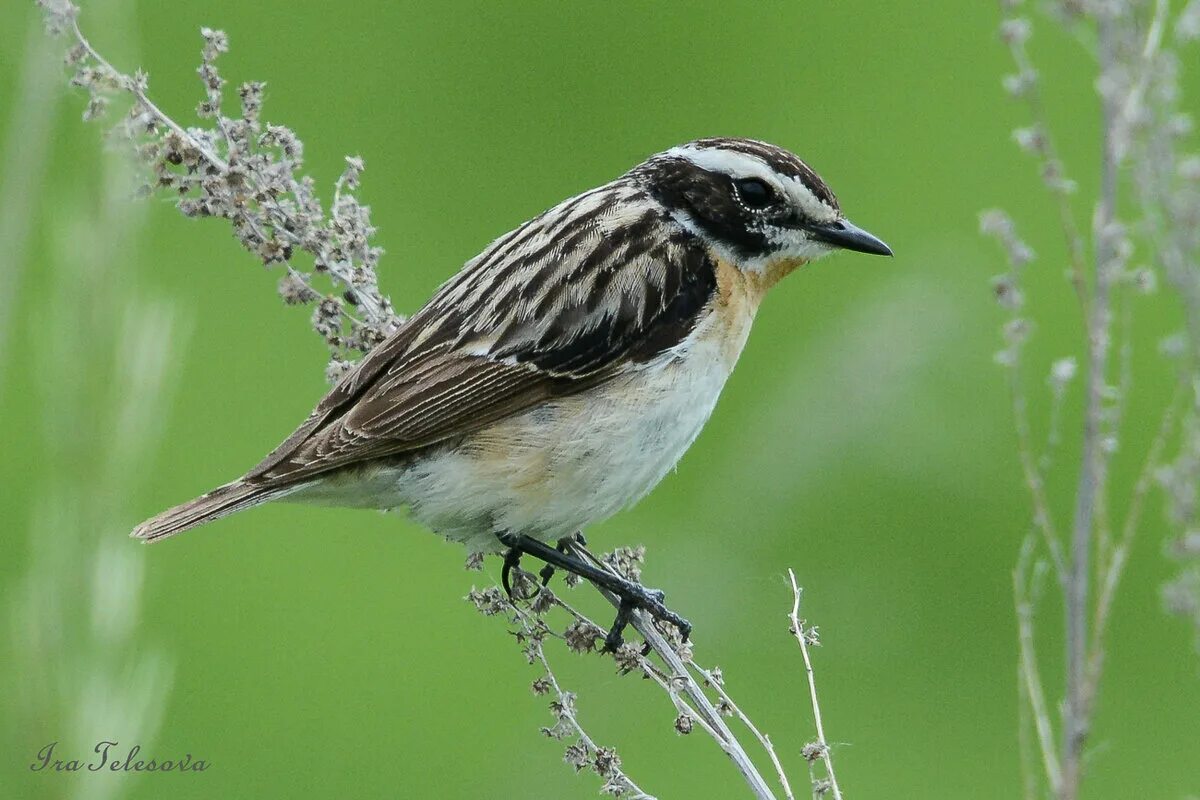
67, 22, 226, 168
1082, 382, 1184, 714
788, 570, 842, 800
1061, 16, 1121, 797
569, 544, 780, 800
505, 599, 657, 799
999, 6, 1090, 313
688, 661, 797, 800
1010, 362, 1069, 580
1014, 536, 1063, 795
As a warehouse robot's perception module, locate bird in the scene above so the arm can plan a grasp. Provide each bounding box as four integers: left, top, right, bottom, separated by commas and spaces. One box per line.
132, 137, 892, 647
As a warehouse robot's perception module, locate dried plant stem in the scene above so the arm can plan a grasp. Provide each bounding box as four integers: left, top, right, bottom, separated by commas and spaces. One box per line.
568, 544, 780, 800
1060, 19, 1120, 798
1014, 537, 1062, 796
1081, 382, 1183, 719
788, 570, 842, 800
990, 2, 1200, 798
1009, 361, 1068, 579
68, 21, 219, 169
513, 603, 654, 798
688, 660, 797, 800
1001, 15, 1089, 311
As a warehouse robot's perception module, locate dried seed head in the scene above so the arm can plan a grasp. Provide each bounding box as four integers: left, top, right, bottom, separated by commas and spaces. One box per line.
1003, 317, 1032, 345
324, 359, 353, 384
529, 586, 556, 615
1002, 69, 1037, 98
37, 0, 79, 36
979, 209, 1013, 237
278, 272, 318, 305
1049, 357, 1078, 394
802, 741, 828, 762
340, 155, 365, 190
82, 94, 108, 122
200, 27, 229, 59
465, 586, 509, 617
592, 747, 621, 778
611, 643, 642, 673
992, 275, 1024, 310
1012, 126, 1045, 154
999, 17, 1032, 45
1128, 267, 1157, 294
564, 620, 601, 654
804, 625, 821, 647
239, 81, 265, 125
564, 742, 590, 772
602, 545, 646, 581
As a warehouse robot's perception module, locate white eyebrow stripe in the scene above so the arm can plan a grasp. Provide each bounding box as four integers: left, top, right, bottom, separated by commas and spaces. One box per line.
664, 145, 780, 183
664, 144, 838, 223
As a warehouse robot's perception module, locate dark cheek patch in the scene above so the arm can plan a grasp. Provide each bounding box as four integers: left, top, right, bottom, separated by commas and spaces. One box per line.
645, 161, 771, 258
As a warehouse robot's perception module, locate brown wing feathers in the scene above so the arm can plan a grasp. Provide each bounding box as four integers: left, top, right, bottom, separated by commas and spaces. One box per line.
241, 183, 715, 488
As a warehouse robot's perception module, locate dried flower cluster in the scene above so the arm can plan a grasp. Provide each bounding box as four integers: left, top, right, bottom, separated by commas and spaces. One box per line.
1124, 0, 1200, 656
37, 0, 401, 382
984, 1, 1200, 799
467, 547, 838, 800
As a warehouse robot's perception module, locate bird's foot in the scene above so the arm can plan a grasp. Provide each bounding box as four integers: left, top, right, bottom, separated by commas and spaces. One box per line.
538, 531, 588, 586
601, 578, 691, 653
496, 531, 690, 651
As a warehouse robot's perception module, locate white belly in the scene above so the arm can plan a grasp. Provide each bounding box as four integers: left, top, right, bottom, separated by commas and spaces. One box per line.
300, 306, 754, 552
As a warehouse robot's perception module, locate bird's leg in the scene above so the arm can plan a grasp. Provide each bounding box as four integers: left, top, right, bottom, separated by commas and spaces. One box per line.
539, 530, 588, 586
501, 546, 524, 599
496, 531, 691, 650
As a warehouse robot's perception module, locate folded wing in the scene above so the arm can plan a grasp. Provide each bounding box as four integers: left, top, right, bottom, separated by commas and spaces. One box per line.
247, 183, 717, 486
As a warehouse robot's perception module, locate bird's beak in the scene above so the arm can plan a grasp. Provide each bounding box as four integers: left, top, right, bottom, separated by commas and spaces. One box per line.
806, 218, 893, 257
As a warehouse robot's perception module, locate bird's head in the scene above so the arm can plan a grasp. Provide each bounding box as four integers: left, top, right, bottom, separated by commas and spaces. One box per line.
634, 137, 891, 285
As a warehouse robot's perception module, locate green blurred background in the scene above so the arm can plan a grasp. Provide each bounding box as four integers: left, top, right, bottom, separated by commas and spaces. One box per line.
3, 1, 1198, 798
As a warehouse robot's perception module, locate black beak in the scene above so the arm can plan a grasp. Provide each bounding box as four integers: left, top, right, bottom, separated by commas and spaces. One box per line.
806, 218, 893, 257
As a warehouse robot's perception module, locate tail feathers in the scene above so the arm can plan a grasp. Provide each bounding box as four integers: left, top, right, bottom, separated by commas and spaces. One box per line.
131, 480, 293, 543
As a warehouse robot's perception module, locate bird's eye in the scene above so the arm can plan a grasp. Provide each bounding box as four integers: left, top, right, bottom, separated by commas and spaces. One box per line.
735, 178, 775, 209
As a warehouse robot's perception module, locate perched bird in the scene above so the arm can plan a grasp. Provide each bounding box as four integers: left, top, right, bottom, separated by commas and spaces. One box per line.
133, 137, 891, 645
